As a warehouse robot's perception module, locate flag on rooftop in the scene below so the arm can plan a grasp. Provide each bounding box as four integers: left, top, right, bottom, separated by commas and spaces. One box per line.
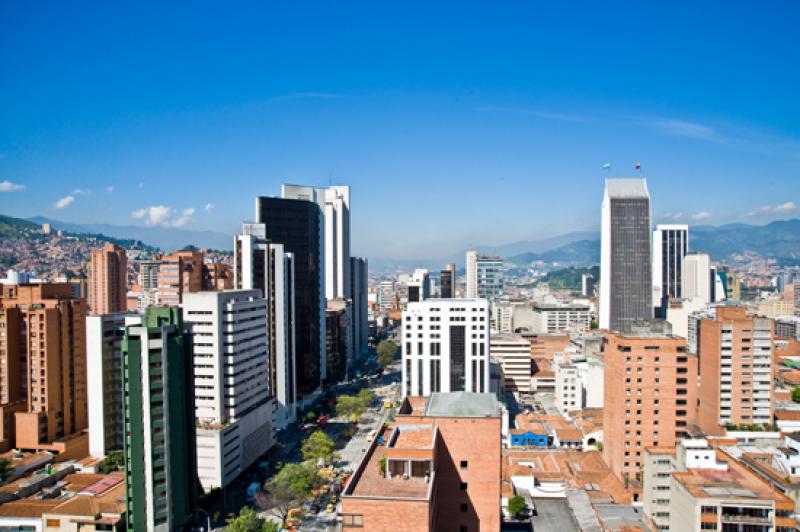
601, 162, 611, 170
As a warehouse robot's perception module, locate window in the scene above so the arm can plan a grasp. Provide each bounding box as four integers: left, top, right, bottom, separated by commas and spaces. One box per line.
341, 514, 364, 527
460, 482, 468, 491
460, 503, 468, 512
460, 527, 468, 532
460, 460, 468, 469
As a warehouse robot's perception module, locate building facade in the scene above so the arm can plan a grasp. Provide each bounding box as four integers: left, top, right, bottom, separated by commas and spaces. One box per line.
652, 224, 688, 315
440, 263, 456, 299
600, 178, 652, 332
88, 242, 128, 315
408, 269, 431, 303
489, 335, 531, 395
532, 303, 591, 333
350, 257, 369, 364
466, 251, 503, 301
401, 299, 490, 397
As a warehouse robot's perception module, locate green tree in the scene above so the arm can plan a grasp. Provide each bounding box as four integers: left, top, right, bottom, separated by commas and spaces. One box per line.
225, 507, 278, 532
508, 495, 527, 519
262, 463, 320, 526
357, 388, 375, 407
337, 394, 366, 423
301, 431, 336, 464
376, 340, 398, 367
99, 451, 124, 473
792, 387, 800, 403
0, 458, 11, 481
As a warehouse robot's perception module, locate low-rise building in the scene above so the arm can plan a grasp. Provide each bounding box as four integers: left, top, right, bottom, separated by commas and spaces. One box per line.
489, 335, 531, 396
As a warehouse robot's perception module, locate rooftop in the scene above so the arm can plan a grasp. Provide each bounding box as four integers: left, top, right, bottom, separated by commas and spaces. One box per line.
605, 178, 649, 199
424, 392, 500, 418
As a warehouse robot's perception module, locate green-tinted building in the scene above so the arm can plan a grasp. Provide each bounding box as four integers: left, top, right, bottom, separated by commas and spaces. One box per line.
123, 307, 198, 531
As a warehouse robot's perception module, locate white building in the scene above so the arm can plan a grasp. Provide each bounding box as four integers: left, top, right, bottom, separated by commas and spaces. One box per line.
580, 354, 605, 409
401, 299, 490, 397
183, 290, 276, 490
554, 359, 582, 416
532, 303, 591, 333
87, 312, 141, 458
652, 224, 689, 313
234, 224, 297, 429
407, 268, 430, 302
683, 252, 713, 304
489, 334, 531, 395
466, 251, 504, 301
378, 280, 395, 312
492, 301, 528, 334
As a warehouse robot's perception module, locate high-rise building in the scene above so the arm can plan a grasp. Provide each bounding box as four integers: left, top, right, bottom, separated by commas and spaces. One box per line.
88, 242, 128, 315
87, 312, 140, 458
599, 178, 652, 332
256, 196, 325, 400
652, 224, 689, 315
378, 280, 395, 313
554, 359, 583, 415
350, 257, 369, 363
602, 321, 697, 482
440, 263, 456, 299
795, 279, 800, 316
138, 258, 162, 309
282, 184, 351, 300
466, 251, 503, 301
234, 223, 297, 429
325, 298, 351, 384
682, 252, 713, 304
123, 307, 198, 530
696, 306, 773, 435
0, 284, 88, 456
183, 291, 275, 490
156, 250, 205, 306
407, 268, 430, 303
401, 299, 490, 397
581, 272, 596, 297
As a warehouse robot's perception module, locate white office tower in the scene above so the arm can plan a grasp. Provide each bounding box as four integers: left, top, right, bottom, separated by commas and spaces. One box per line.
652, 224, 689, 313
408, 268, 430, 302
234, 224, 297, 429
282, 184, 351, 300
682, 252, 713, 304
555, 358, 583, 417
401, 299, 490, 397
350, 257, 369, 362
599, 178, 652, 332
87, 312, 141, 458
465, 250, 504, 301
183, 290, 276, 490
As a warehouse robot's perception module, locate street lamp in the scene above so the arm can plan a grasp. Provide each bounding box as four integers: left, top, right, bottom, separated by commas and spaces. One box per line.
197, 508, 211, 532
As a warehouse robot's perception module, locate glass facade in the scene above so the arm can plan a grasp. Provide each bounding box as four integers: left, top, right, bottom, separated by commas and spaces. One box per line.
609, 197, 652, 332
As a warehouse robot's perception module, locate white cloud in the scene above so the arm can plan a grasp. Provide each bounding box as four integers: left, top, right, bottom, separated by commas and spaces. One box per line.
649, 119, 722, 142
132, 205, 195, 228
691, 211, 712, 221
661, 212, 684, 221
54, 195, 75, 209
0, 180, 25, 192
205, 203, 214, 212
748, 201, 797, 216
106, 186, 114, 193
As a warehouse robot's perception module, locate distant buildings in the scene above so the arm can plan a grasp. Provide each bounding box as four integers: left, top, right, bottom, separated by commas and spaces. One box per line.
0, 283, 88, 458
401, 299, 490, 397
440, 263, 456, 298
154, 250, 232, 306
531, 302, 591, 333
581, 272, 596, 297
340, 392, 502, 532
378, 280, 395, 312
87, 242, 127, 315
652, 224, 688, 315
600, 178, 652, 332
602, 321, 697, 483
696, 306, 773, 435
465, 251, 503, 301
408, 268, 430, 303
123, 307, 198, 530
87, 312, 140, 458
183, 291, 275, 490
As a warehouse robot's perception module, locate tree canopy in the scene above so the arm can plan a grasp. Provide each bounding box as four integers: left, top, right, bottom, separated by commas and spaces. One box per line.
377, 340, 398, 367
336, 388, 375, 423
225, 507, 278, 532
301, 431, 336, 464
508, 495, 527, 519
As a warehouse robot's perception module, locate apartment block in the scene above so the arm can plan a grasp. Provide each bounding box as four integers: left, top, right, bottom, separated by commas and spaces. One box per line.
603, 322, 698, 484
0, 284, 88, 458
156, 250, 204, 306
86, 312, 140, 458
532, 302, 591, 333
401, 299, 490, 397
325, 298, 351, 384
697, 306, 773, 436
465, 251, 503, 301
123, 307, 198, 530
489, 335, 531, 396
87, 242, 127, 315
341, 392, 502, 532
555, 359, 583, 416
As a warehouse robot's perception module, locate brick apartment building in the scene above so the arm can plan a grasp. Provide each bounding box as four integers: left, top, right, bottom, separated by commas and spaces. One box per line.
603, 321, 698, 489
341, 392, 502, 532
0, 284, 88, 458
87, 242, 127, 315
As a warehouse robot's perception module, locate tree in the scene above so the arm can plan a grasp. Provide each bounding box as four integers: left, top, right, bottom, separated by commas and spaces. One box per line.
357, 388, 375, 407
376, 340, 398, 367
337, 394, 366, 423
0, 458, 11, 481
792, 387, 800, 403
301, 431, 336, 464
262, 463, 320, 526
225, 507, 278, 532
508, 495, 527, 519
99, 451, 124, 473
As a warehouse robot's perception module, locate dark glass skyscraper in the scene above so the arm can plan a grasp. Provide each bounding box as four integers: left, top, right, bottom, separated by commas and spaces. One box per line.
256, 196, 324, 398
600, 178, 652, 332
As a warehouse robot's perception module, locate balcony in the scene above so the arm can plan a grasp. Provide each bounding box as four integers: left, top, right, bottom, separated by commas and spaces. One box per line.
720, 509, 770, 525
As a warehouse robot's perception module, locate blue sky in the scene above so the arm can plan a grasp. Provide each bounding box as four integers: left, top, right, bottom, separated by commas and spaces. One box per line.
1, 1, 798, 259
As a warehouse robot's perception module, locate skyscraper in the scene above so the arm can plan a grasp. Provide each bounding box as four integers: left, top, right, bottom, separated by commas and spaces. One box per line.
350, 257, 369, 364
256, 196, 326, 400
440, 263, 456, 298
183, 291, 275, 490
0, 284, 88, 456
682, 252, 713, 304
407, 268, 430, 303
599, 178, 652, 332
123, 307, 198, 530
234, 223, 297, 428
652, 224, 688, 315
88, 242, 128, 315
465, 251, 504, 301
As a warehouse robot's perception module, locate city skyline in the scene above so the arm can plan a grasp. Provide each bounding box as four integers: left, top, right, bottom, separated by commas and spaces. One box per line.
1, 2, 799, 259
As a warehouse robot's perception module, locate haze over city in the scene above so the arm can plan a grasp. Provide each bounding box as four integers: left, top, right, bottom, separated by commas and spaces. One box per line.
1, 2, 799, 259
